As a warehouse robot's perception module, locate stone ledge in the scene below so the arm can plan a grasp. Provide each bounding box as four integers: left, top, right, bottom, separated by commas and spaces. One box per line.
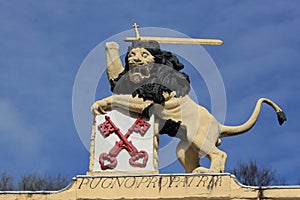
0, 173, 299, 200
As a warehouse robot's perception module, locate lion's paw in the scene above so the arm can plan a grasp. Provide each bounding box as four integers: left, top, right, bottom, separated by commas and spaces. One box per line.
105, 42, 119, 49
192, 167, 210, 173
91, 99, 110, 115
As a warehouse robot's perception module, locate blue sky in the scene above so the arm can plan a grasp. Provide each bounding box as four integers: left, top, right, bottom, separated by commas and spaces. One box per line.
0, 0, 299, 185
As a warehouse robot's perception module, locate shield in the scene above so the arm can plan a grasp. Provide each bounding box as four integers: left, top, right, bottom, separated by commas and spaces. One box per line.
89, 108, 156, 173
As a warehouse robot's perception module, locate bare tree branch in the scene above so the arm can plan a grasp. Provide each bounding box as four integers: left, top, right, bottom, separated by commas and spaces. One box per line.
230, 160, 286, 186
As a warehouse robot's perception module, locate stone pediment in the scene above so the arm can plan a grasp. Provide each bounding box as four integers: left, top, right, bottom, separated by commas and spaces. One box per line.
1, 174, 300, 200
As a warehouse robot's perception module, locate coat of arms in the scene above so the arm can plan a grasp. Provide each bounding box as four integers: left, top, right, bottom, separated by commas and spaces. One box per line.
89, 23, 286, 174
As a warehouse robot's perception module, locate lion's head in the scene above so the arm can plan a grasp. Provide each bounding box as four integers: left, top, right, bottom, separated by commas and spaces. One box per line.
126, 48, 154, 84
111, 40, 191, 103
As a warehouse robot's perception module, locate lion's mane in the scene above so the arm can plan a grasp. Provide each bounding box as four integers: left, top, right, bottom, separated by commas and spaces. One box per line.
108, 41, 191, 139
110, 42, 191, 104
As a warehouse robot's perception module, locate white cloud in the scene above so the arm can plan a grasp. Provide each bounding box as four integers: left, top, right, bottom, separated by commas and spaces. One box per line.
0, 99, 43, 173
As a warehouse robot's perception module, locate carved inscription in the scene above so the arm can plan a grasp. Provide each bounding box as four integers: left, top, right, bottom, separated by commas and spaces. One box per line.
77, 175, 222, 191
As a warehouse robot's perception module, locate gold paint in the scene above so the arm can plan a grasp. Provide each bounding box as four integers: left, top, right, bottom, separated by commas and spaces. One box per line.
124, 36, 223, 45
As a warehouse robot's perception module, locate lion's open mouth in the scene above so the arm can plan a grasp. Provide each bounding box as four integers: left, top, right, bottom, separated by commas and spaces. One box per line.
128, 64, 153, 83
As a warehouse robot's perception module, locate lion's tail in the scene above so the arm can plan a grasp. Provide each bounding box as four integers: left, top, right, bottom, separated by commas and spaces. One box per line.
219, 98, 286, 138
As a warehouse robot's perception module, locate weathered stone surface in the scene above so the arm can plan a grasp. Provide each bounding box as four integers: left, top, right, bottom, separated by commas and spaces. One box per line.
0, 174, 299, 200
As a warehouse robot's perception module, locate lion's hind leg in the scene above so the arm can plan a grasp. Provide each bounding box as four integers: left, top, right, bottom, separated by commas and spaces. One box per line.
209, 146, 227, 173
176, 141, 200, 173
192, 146, 227, 173
206, 146, 227, 173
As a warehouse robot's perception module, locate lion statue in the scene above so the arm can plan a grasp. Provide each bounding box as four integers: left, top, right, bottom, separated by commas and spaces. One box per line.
91, 40, 286, 173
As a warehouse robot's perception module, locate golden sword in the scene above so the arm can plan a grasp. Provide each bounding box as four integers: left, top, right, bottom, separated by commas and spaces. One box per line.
124, 23, 223, 46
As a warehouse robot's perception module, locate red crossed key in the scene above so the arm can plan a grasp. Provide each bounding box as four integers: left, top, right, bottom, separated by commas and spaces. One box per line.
98, 115, 150, 170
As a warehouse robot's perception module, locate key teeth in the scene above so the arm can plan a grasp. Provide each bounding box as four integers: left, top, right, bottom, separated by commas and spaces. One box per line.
98, 119, 116, 137
134, 117, 151, 136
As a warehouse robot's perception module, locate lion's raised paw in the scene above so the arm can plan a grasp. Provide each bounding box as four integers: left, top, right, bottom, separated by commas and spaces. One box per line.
105, 42, 119, 49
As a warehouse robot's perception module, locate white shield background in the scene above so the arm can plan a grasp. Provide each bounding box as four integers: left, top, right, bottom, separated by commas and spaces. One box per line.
93, 108, 155, 172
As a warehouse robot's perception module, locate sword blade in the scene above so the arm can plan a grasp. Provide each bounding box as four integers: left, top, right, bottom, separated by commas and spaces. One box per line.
124, 36, 223, 45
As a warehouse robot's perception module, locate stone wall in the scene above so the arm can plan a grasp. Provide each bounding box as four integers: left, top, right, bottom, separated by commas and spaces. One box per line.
0, 173, 299, 200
